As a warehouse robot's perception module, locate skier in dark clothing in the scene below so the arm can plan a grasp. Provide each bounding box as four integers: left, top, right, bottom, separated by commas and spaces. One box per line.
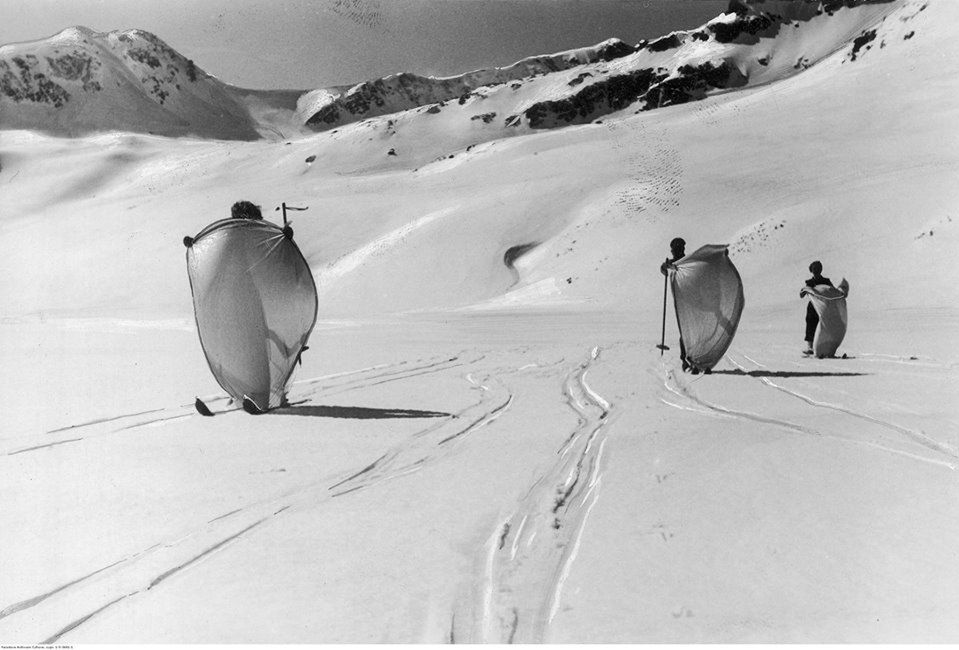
231, 200, 263, 220
802, 260, 834, 354
184, 201, 291, 248
660, 237, 691, 371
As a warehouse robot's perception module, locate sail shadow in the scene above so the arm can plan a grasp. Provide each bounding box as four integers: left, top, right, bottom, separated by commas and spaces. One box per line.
274, 404, 451, 419
711, 369, 867, 378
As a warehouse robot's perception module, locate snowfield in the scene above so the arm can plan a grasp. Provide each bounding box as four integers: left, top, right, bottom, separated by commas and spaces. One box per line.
1, 0, 958, 643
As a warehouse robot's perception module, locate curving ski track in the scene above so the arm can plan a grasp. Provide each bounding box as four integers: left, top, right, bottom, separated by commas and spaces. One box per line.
465, 346, 614, 643
726, 355, 958, 468
1, 353, 472, 457
0, 353, 500, 644
659, 354, 956, 471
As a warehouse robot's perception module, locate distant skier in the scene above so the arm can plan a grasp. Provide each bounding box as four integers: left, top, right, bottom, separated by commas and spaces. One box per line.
801, 260, 834, 355
660, 237, 689, 371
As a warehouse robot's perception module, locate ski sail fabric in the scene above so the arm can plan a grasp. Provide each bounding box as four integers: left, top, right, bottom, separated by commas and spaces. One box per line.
186, 219, 317, 410
670, 244, 745, 371
803, 278, 849, 358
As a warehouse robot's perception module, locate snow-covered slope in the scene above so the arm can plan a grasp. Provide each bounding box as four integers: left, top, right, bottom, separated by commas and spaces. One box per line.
1, 0, 958, 644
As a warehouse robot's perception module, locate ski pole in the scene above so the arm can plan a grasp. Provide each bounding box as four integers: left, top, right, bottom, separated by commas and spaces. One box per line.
657, 262, 670, 354
276, 202, 309, 227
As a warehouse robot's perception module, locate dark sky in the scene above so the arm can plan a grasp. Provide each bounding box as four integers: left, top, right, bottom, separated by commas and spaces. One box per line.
0, 0, 730, 89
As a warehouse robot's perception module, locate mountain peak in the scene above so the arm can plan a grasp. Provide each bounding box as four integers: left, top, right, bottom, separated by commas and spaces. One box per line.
0, 26, 264, 139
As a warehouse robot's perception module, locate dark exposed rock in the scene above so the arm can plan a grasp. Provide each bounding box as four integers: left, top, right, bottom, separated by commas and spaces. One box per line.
44, 51, 102, 92
643, 61, 746, 110
471, 112, 497, 124
523, 58, 746, 129
646, 33, 683, 52
568, 72, 593, 87
593, 39, 639, 62
524, 68, 664, 128
307, 105, 340, 127
127, 47, 162, 68
709, 14, 776, 44
1, 57, 71, 106
849, 29, 877, 60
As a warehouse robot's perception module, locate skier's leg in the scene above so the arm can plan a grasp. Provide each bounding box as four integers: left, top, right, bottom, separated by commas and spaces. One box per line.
804, 303, 818, 353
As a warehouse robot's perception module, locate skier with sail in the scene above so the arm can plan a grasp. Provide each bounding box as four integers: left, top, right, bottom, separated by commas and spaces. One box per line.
184, 200, 317, 415
660, 239, 745, 374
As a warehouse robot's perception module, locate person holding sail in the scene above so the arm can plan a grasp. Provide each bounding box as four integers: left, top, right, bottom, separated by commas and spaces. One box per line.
660, 237, 689, 372
659, 238, 745, 375
801, 260, 834, 355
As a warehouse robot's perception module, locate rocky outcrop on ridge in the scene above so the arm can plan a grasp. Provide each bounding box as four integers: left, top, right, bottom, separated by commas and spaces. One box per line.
305, 39, 638, 130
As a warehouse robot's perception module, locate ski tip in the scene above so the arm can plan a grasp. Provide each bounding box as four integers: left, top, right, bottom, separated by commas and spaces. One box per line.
242, 396, 267, 415
194, 398, 215, 417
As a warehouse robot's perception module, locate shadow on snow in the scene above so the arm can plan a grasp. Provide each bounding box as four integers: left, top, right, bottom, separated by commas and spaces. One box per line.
274, 404, 452, 419
711, 369, 868, 378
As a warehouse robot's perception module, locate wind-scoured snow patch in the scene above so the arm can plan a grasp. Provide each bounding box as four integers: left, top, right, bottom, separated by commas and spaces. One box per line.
311, 207, 453, 290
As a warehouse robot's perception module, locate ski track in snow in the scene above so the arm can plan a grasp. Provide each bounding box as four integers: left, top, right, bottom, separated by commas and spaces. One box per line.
0, 353, 469, 457
726, 353, 958, 468
0, 352, 508, 644
659, 352, 956, 471
326, 371, 513, 497
464, 346, 613, 643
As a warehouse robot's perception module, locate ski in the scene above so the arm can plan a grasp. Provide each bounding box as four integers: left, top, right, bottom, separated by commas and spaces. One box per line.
195, 397, 215, 416
195, 396, 306, 417
194, 397, 248, 416
242, 396, 268, 415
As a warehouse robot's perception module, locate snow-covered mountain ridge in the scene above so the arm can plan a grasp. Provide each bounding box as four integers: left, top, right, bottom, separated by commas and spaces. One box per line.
304, 0, 902, 132
1, 0, 908, 140
0, 26, 302, 139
